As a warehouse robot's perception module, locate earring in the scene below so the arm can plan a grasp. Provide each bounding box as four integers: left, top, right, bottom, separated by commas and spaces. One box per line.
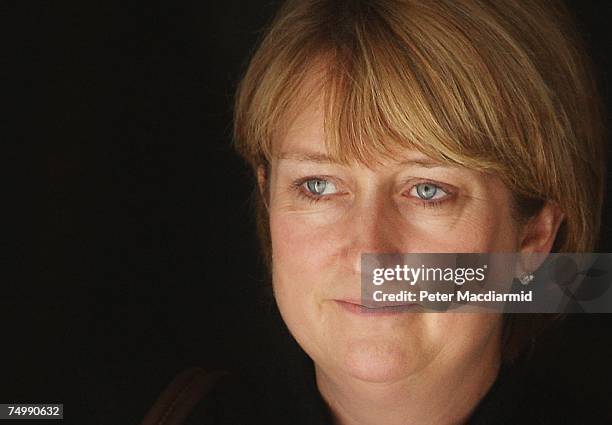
519, 272, 534, 286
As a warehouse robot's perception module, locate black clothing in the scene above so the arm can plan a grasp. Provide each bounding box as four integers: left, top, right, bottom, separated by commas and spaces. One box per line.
183, 350, 610, 425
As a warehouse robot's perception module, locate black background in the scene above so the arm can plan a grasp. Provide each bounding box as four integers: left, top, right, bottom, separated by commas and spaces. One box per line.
5, 1, 612, 423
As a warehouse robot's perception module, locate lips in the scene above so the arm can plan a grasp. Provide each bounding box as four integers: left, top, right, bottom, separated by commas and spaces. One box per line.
334, 299, 419, 315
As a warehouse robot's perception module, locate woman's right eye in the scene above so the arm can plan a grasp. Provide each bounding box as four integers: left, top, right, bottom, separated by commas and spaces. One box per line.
304, 178, 338, 196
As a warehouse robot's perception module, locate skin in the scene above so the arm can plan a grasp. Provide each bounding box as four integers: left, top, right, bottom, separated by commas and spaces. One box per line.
257, 90, 565, 425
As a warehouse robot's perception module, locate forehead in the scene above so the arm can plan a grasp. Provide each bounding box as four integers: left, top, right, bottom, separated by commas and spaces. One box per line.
277, 88, 326, 153
274, 85, 440, 168
267, 54, 504, 173
267, 54, 465, 170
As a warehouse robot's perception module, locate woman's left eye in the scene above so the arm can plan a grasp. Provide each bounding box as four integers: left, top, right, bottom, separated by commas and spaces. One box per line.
408, 182, 448, 201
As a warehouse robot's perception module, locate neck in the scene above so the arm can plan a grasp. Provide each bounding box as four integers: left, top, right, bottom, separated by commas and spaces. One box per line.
315, 332, 502, 425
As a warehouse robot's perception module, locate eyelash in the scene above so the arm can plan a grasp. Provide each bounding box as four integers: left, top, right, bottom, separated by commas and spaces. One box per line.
291, 177, 451, 209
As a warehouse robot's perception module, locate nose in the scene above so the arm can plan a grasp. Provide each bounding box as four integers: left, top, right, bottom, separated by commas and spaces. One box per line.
340, 189, 406, 276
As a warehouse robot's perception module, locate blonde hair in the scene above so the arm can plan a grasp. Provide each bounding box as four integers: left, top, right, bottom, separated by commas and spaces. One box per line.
232, 0, 607, 363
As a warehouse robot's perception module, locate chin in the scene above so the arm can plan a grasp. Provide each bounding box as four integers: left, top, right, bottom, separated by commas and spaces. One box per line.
335, 337, 420, 383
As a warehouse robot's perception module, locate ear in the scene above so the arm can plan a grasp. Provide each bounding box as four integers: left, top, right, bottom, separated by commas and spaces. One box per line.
519, 201, 565, 254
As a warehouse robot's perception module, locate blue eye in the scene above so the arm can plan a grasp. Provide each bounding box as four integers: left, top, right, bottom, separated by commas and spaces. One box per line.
305, 179, 337, 196
410, 182, 447, 201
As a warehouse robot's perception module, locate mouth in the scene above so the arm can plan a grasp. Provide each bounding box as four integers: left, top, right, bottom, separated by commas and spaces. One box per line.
334, 299, 420, 315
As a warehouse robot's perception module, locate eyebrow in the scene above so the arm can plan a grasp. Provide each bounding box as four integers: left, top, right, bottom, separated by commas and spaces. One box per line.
278, 152, 336, 163
277, 151, 449, 168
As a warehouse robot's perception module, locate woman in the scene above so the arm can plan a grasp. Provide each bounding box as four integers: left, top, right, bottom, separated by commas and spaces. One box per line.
141, 1, 608, 424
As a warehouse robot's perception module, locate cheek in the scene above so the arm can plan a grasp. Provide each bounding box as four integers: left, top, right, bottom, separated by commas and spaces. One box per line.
269, 212, 340, 276
412, 203, 520, 252
268, 211, 344, 358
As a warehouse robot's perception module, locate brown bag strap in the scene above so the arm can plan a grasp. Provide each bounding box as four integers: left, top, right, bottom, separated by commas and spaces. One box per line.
140, 367, 229, 425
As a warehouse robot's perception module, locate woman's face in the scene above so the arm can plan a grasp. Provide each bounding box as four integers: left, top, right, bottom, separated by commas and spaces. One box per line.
264, 93, 523, 384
